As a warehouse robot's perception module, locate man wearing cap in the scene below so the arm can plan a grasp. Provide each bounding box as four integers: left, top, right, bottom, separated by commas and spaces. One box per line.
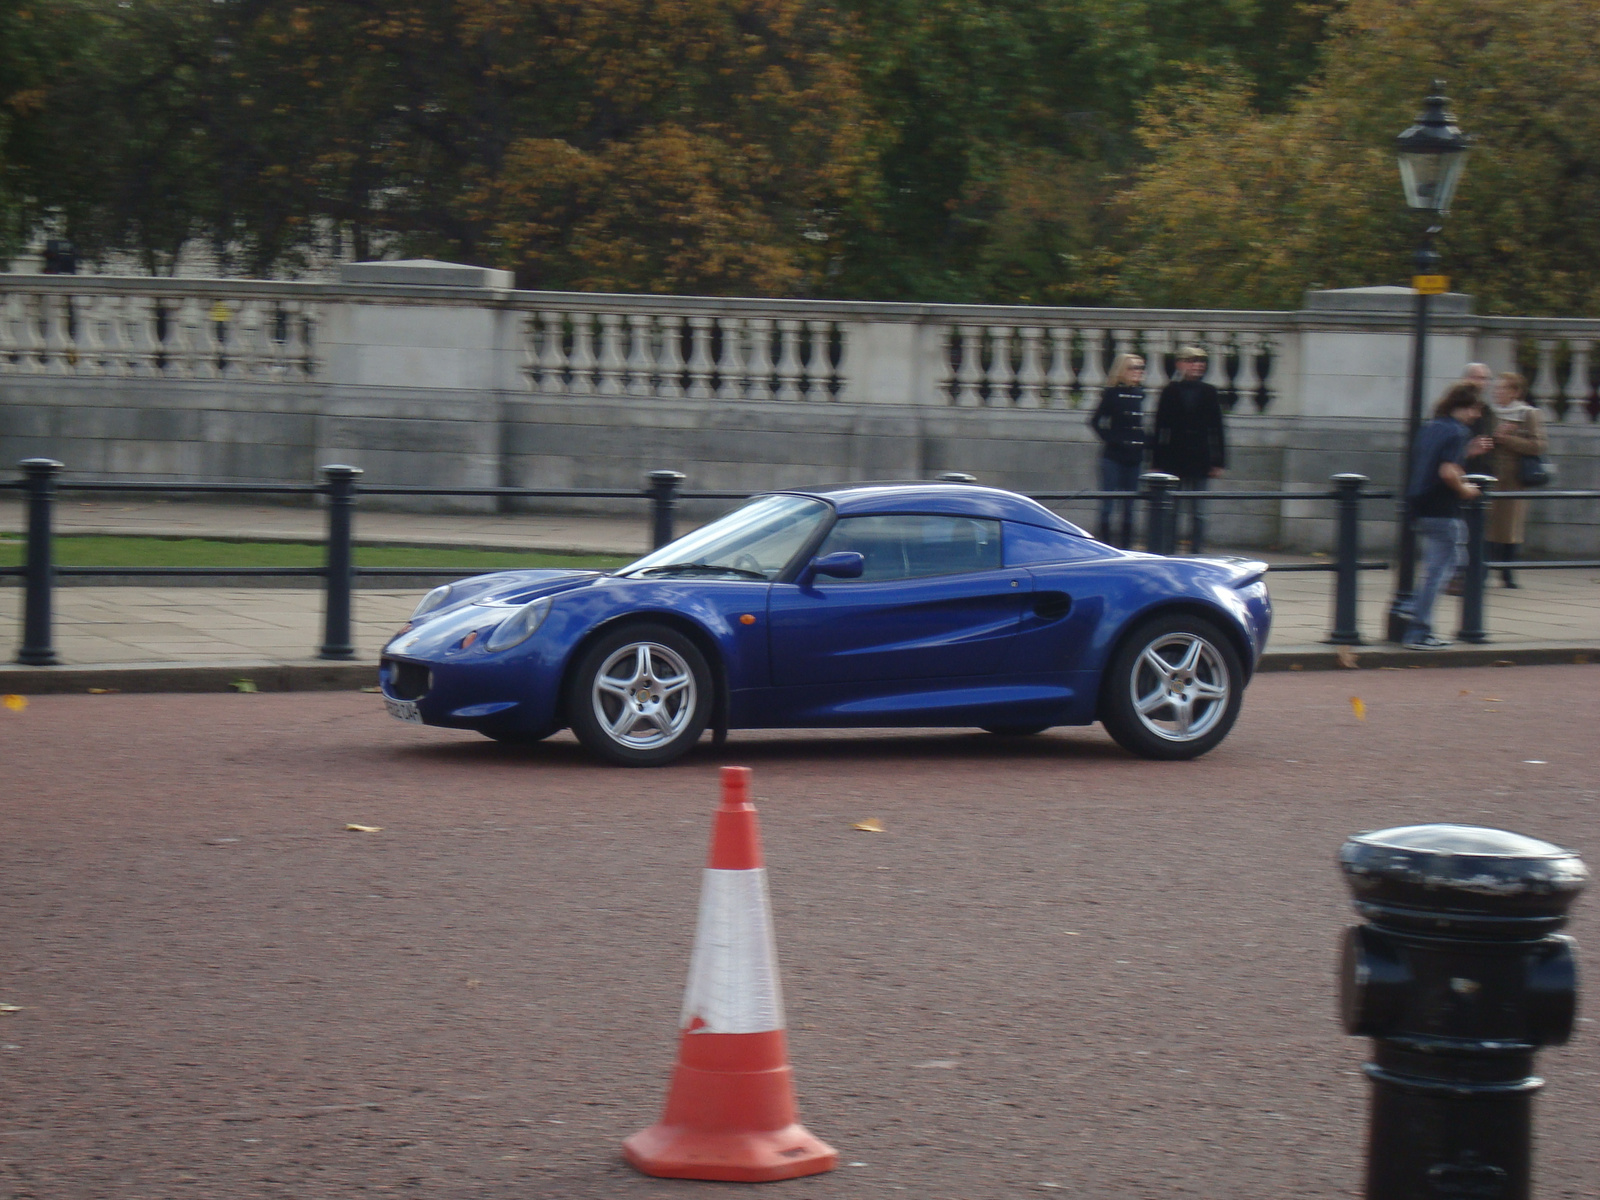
1152, 346, 1227, 553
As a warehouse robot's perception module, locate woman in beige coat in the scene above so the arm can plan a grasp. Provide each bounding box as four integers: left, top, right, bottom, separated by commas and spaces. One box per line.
1486, 372, 1548, 587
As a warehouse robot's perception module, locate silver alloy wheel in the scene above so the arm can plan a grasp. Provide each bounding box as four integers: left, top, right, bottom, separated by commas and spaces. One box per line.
1129, 631, 1231, 742
590, 641, 698, 749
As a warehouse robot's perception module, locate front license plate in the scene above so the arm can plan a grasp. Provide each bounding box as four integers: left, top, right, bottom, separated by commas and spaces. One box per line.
385, 697, 423, 724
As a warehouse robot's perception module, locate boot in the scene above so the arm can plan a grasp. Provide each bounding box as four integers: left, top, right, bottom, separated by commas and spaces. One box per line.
1501, 542, 1518, 588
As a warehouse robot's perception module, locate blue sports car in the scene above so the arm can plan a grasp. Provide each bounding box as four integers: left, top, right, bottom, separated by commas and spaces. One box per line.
378, 482, 1271, 766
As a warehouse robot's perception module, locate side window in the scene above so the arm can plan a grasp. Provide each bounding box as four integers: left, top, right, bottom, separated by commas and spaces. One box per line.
1003, 522, 1109, 566
817, 514, 1002, 581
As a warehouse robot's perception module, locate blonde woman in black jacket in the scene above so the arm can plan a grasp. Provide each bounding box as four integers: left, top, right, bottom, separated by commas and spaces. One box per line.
1089, 353, 1148, 547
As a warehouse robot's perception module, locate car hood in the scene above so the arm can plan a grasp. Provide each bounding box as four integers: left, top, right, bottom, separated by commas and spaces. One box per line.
385, 569, 606, 656
413, 569, 605, 621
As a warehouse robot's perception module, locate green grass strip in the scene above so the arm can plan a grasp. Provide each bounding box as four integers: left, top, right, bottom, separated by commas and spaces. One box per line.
0, 532, 629, 571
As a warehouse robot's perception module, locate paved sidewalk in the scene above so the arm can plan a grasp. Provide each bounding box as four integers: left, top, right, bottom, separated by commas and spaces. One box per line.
3, 498, 1597, 684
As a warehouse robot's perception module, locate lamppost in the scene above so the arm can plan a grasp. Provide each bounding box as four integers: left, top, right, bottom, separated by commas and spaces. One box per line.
1385, 83, 1472, 643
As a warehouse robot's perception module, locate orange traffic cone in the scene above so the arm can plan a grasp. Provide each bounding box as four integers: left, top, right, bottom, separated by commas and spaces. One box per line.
622, 766, 837, 1182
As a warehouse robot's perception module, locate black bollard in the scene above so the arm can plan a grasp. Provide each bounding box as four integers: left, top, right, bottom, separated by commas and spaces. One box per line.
1140, 472, 1178, 556
1457, 474, 1494, 645
318, 464, 362, 661
1339, 824, 1587, 1200
17, 458, 64, 666
647, 470, 685, 550
1327, 473, 1367, 646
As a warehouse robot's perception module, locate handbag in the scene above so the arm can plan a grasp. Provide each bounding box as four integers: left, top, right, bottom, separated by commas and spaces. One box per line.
1518, 454, 1555, 487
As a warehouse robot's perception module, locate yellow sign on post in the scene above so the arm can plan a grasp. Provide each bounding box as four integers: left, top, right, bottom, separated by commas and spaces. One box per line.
1412, 275, 1450, 295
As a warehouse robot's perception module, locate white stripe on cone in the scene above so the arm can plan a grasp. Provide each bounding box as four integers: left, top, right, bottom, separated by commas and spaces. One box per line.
679, 868, 785, 1035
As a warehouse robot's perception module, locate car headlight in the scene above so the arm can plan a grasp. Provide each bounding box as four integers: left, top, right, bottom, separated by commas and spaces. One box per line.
412, 584, 455, 620
485, 596, 553, 652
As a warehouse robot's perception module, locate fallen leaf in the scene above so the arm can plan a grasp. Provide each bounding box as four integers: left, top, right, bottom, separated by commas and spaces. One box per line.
359, 686, 382, 693
1484, 697, 1503, 703
1575, 654, 1590, 665
2, 694, 26, 712
851, 818, 885, 833
344, 823, 383, 833
230, 678, 258, 693
465, 978, 482, 989
1459, 689, 1472, 697
1350, 697, 1367, 722
1288, 663, 1303, 671
1335, 647, 1358, 670
87, 688, 118, 694
0, 1004, 22, 1014
1493, 659, 1515, 667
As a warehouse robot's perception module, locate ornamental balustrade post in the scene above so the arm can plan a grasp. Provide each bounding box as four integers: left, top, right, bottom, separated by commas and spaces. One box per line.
985, 326, 1014, 408
626, 314, 655, 397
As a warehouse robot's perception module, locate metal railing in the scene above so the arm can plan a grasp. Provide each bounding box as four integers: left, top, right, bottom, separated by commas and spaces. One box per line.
5, 460, 1595, 665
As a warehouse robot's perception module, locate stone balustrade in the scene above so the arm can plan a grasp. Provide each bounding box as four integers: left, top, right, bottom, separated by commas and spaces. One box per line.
0, 277, 322, 382
2, 264, 1598, 420
2, 262, 1597, 556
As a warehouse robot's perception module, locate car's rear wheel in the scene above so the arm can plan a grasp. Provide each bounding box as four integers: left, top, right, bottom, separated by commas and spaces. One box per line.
566, 623, 712, 766
982, 724, 1052, 737
1100, 613, 1242, 760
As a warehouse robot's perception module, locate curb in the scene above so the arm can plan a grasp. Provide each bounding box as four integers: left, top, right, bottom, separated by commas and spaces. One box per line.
1, 648, 1595, 695
0, 661, 378, 694
1258, 646, 1598, 672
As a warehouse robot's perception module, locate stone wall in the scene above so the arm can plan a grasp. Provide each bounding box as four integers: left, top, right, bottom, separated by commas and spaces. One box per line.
3, 374, 1596, 556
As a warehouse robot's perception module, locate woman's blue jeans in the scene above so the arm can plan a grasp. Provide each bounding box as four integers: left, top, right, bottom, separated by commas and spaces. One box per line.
1098, 457, 1143, 547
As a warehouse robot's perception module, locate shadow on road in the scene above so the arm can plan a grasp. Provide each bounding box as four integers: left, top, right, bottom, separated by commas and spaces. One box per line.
392, 726, 1134, 769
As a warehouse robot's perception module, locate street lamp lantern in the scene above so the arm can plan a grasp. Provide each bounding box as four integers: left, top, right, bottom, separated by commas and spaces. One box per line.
1395, 85, 1471, 213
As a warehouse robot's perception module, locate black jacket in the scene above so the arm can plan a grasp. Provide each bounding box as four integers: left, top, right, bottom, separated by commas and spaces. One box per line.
1089, 385, 1148, 466
1152, 379, 1226, 477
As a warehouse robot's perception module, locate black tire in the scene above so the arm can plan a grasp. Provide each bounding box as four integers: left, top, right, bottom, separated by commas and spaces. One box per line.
565, 623, 713, 766
1100, 612, 1243, 760
982, 724, 1052, 737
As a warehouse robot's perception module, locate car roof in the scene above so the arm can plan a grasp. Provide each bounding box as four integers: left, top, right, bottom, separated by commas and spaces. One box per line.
774, 482, 1082, 532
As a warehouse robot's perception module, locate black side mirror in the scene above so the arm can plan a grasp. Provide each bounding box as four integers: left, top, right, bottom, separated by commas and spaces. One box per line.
800, 551, 864, 587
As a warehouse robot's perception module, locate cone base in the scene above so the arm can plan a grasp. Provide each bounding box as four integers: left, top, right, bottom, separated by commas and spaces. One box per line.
622, 1122, 837, 1182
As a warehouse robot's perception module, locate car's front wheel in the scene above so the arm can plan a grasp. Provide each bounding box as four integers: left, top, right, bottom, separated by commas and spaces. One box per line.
566, 623, 712, 766
1100, 613, 1242, 760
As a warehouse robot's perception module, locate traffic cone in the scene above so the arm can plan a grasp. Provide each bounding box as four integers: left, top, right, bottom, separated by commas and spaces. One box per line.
622, 766, 837, 1182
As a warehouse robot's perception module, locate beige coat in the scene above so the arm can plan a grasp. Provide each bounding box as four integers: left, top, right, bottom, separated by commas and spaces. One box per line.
1486, 402, 1548, 545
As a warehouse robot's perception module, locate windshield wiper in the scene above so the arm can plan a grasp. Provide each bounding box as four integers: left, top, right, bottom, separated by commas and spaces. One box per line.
632, 563, 770, 580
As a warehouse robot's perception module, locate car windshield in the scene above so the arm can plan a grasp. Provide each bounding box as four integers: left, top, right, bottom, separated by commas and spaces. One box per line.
617, 494, 831, 580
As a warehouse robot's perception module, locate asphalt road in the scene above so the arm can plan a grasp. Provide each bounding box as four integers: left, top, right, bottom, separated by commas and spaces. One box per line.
3, 665, 1597, 1199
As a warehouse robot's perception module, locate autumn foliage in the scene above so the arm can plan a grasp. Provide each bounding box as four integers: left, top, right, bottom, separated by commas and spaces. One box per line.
3, 0, 1598, 314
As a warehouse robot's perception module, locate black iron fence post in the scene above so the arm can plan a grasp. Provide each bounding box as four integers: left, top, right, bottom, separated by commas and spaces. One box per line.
17, 458, 63, 666
1457, 474, 1493, 644
1141, 472, 1178, 556
1339, 824, 1586, 1200
318, 464, 362, 660
648, 470, 685, 550
1327, 473, 1368, 645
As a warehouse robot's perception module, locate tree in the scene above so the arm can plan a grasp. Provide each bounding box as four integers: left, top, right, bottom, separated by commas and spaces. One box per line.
470, 0, 875, 295
825, 0, 1338, 304
1120, 0, 1600, 316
